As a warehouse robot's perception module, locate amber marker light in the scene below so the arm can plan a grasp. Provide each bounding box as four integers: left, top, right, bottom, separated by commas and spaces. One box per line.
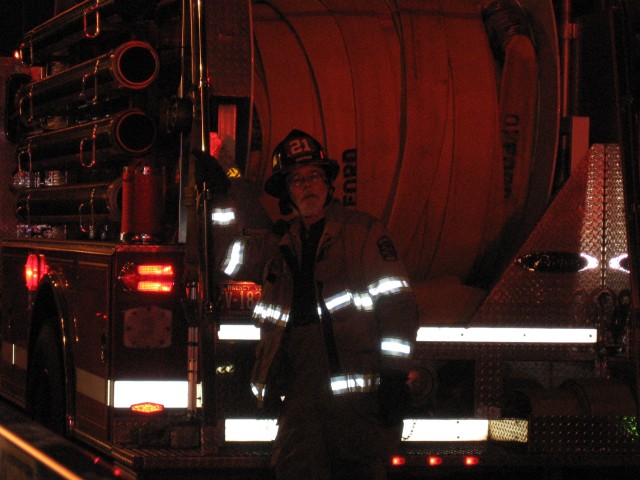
131, 402, 165, 414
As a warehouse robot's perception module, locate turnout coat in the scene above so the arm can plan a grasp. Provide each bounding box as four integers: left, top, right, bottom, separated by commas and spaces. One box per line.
223, 201, 419, 405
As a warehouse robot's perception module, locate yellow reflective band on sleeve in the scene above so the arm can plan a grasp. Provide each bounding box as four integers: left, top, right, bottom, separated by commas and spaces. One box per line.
212, 207, 236, 226
251, 382, 265, 400
223, 239, 245, 276
323, 278, 410, 315
330, 373, 380, 395
322, 277, 411, 315
381, 337, 412, 357
353, 292, 374, 310
325, 277, 411, 312
251, 382, 285, 408
324, 291, 353, 312
253, 301, 289, 327
368, 276, 411, 297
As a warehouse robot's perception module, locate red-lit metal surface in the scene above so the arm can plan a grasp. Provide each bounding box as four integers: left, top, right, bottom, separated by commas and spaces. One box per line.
471, 145, 629, 328
120, 166, 166, 244
250, 0, 559, 285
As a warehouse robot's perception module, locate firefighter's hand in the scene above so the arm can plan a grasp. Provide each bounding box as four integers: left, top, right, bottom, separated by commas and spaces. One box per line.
378, 371, 411, 428
190, 148, 231, 194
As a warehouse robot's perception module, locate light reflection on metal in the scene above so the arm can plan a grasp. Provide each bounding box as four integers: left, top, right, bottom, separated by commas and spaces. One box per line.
579, 252, 599, 271
215, 364, 236, 374
609, 253, 630, 273
0, 423, 84, 480
416, 327, 597, 343
515, 251, 598, 273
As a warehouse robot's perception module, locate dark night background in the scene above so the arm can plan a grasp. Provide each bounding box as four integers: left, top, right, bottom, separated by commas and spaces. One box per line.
0, 0, 67, 56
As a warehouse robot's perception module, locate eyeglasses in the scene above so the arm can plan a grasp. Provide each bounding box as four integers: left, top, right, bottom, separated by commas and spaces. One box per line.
287, 171, 326, 188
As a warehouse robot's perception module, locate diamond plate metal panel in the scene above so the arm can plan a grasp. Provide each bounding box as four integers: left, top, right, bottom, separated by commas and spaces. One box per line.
603, 145, 630, 293
529, 416, 640, 454
470, 144, 630, 328
476, 358, 504, 416
205, 0, 252, 98
505, 360, 595, 390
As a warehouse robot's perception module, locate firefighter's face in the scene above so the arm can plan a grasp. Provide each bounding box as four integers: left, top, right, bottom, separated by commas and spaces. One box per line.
286, 165, 330, 223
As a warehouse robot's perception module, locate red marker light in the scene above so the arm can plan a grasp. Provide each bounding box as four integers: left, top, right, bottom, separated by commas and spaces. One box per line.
25, 254, 47, 291
464, 456, 480, 466
428, 456, 443, 466
119, 263, 175, 293
391, 455, 406, 466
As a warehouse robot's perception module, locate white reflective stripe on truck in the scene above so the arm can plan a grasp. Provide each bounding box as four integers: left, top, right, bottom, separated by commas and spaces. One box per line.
224, 418, 528, 443
1, 342, 28, 369
417, 327, 597, 344
75, 372, 203, 409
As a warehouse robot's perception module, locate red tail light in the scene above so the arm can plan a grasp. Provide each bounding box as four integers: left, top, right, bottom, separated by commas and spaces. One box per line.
25, 253, 47, 291
119, 263, 175, 293
464, 456, 480, 466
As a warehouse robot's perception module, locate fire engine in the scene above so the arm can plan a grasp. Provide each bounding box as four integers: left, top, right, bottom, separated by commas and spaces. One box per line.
0, 0, 640, 477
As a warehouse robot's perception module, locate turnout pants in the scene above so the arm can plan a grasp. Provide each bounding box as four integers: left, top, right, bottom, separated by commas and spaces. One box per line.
271, 323, 401, 480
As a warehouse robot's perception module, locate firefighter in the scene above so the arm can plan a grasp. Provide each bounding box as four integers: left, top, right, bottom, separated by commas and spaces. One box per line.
222, 129, 418, 479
